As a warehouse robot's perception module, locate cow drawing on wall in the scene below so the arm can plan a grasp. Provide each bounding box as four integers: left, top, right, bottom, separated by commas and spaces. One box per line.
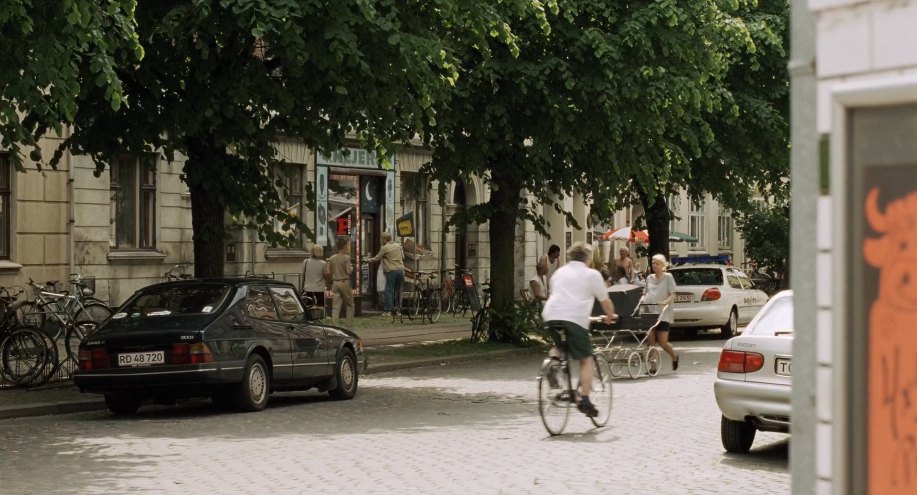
863, 187, 917, 493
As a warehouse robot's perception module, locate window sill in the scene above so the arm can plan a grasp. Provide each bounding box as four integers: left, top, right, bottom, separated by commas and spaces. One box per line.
107, 249, 168, 263
0, 260, 23, 272
264, 248, 309, 261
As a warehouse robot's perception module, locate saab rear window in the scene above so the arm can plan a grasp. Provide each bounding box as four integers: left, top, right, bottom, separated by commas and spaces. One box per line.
670, 269, 723, 286
119, 285, 230, 317
245, 286, 279, 321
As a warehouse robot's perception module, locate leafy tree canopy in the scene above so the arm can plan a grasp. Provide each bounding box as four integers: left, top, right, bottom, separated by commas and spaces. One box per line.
57, 0, 550, 275
0, 0, 142, 170
423, 0, 787, 337
735, 200, 789, 282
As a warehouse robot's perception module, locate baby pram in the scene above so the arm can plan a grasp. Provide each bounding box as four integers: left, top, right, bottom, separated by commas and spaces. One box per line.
591, 284, 666, 379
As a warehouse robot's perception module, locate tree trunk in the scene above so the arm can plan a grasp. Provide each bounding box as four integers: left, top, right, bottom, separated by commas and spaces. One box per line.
185, 138, 226, 277
640, 190, 671, 262
488, 170, 522, 342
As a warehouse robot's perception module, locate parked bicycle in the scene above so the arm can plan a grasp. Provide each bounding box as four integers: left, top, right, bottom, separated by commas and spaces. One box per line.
0, 286, 54, 387
469, 282, 491, 343
537, 316, 613, 436
9, 278, 114, 386
401, 270, 443, 324
449, 266, 476, 317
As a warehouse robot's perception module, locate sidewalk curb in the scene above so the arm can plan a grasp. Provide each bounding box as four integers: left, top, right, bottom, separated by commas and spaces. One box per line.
0, 345, 548, 420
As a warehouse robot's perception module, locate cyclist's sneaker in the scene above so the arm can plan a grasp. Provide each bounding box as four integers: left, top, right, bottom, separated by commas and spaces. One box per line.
577, 398, 599, 418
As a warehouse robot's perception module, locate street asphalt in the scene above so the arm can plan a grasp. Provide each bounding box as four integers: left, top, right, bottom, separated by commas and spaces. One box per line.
0, 318, 543, 421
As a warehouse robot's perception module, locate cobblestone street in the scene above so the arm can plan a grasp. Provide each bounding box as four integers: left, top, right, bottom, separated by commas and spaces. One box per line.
0, 339, 789, 494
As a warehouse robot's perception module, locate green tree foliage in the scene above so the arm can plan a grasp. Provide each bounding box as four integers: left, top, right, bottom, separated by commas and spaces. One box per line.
58, 0, 547, 276
0, 0, 142, 169
425, 0, 783, 340
735, 200, 790, 287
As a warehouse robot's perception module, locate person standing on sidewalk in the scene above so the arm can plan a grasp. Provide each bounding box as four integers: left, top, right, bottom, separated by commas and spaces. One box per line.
542, 242, 617, 417
300, 244, 327, 309
368, 232, 405, 316
326, 237, 354, 321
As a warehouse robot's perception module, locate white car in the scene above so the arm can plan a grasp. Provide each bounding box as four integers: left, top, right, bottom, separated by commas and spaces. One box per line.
714, 290, 793, 453
668, 264, 770, 338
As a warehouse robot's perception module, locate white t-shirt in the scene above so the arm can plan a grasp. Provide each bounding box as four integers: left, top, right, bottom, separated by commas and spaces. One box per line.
643, 272, 677, 323
542, 261, 610, 329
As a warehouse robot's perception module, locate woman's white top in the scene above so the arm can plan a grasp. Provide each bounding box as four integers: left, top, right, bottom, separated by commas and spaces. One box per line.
643, 272, 676, 323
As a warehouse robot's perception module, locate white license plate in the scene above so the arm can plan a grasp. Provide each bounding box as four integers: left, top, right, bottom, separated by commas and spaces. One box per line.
775, 357, 792, 376
674, 294, 692, 303
118, 351, 165, 367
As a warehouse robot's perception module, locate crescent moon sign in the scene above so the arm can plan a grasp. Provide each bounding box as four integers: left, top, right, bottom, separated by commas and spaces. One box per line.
365, 182, 373, 202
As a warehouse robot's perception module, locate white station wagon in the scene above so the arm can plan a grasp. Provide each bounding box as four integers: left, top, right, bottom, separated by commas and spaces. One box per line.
668, 264, 770, 338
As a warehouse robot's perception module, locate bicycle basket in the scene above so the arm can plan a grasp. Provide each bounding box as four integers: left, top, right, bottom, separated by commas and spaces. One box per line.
80, 276, 96, 297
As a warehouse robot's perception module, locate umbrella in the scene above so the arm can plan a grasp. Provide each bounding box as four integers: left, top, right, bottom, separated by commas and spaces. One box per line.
601, 226, 649, 243
669, 231, 698, 243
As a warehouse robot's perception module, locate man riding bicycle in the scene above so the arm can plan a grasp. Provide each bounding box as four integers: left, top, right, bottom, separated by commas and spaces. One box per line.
541, 242, 617, 417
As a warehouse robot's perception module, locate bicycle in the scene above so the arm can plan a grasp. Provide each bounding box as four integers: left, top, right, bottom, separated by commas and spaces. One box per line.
401, 270, 443, 324
15, 278, 113, 384
469, 282, 491, 343
0, 287, 53, 387
450, 266, 475, 317
537, 316, 613, 436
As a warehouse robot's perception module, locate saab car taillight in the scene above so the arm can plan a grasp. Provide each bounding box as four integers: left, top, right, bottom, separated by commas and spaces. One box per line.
701, 288, 722, 302
172, 342, 214, 364
78, 348, 110, 370
718, 350, 764, 373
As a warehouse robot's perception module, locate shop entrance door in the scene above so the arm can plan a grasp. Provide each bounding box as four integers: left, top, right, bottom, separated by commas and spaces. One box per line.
360, 215, 380, 308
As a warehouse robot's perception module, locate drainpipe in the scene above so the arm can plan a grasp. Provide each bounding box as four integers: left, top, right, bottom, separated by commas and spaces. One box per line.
66, 127, 76, 291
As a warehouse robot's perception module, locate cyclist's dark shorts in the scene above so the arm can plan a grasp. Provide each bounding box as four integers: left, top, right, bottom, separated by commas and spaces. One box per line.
545, 320, 592, 360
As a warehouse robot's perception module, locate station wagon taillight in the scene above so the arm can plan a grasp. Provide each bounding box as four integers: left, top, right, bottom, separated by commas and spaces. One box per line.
78, 348, 111, 370
718, 350, 764, 373
172, 342, 214, 364
701, 288, 722, 301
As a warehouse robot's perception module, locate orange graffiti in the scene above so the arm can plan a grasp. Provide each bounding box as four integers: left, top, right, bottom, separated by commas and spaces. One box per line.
864, 187, 917, 494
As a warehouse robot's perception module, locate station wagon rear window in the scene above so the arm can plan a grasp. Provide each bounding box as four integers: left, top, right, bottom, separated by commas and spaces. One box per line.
119, 284, 231, 317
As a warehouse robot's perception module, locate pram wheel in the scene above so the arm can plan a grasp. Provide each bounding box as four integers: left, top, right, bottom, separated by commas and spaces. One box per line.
608, 348, 626, 377
645, 347, 661, 376
626, 351, 642, 379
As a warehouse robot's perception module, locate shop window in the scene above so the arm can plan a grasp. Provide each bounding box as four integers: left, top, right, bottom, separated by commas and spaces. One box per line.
0, 154, 9, 259
327, 174, 358, 249
272, 164, 305, 247
111, 154, 156, 249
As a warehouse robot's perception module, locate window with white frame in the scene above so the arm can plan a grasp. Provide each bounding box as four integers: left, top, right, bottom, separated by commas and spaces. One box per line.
111, 154, 156, 249
689, 199, 705, 249
0, 154, 10, 259
272, 164, 305, 247
718, 211, 733, 250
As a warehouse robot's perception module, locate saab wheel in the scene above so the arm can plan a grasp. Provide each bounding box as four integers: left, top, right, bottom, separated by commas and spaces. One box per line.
721, 415, 756, 453
233, 354, 270, 412
329, 348, 358, 400
721, 309, 738, 339
105, 395, 142, 416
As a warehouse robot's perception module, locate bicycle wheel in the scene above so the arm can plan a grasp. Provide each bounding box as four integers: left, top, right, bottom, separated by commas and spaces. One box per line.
406, 290, 421, 321
24, 332, 61, 387
538, 359, 571, 436
13, 300, 44, 329
470, 311, 489, 343
441, 286, 453, 313
76, 301, 113, 324
626, 351, 643, 379
1, 326, 52, 387
589, 354, 613, 427
645, 347, 662, 377
427, 289, 442, 323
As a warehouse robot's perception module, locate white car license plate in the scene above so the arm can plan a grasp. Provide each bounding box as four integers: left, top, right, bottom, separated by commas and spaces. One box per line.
775, 357, 792, 376
118, 351, 165, 367
674, 293, 692, 303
